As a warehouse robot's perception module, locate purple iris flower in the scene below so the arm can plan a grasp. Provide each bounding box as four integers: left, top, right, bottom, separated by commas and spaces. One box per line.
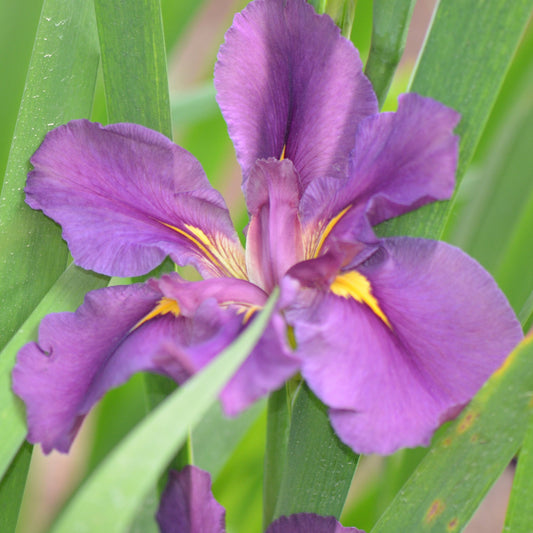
156, 465, 363, 533
13, 0, 522, 456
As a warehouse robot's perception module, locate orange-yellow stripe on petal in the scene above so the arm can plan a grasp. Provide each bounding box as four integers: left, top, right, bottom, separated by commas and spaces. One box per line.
313, 204, 352, 258
132, 297, 180, 331
330, 270, 391, 329
158, 221, 246, 279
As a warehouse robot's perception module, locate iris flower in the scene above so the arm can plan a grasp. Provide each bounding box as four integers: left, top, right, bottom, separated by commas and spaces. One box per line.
156, 465, 363, 533
13, 0, 522, 456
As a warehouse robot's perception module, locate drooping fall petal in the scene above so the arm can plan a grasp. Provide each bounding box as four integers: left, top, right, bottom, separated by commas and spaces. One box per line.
287, 238, 523, 454
12, 274, 272, 453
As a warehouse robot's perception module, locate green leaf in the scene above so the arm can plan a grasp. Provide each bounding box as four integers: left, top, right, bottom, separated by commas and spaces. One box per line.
0, 442, 32, 532
93, 0, 171, 135
263, 385, 293, 527
0, 0, 99, 349
273, 384, 358, 521
504, 412, 533, 532
0, 264, 108, 482
377, 0, 533, 241
442, 23, 533, 315
364, 0, 416, 108
193, 399, 266, 479
0, 1, 100, 522
214, 409, 267, 533
371, 335, 533, 532
0, 0, 42, 186
49, 289, 279, 533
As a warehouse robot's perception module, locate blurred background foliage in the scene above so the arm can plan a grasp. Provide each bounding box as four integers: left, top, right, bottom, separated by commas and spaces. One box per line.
1, 0, 532, 532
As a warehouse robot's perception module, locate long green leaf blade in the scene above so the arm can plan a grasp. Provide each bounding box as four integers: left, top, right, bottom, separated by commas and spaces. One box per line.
364, 0, 416, 108
93, 0, 171, 135
504, 412, 533, 532
273, 384, 358, 521
89, 0, 174, 466
0, 442, 32, 532
0, 1, 100, 524
49, 289, 279, 533
0, 0, 99, 348
371, 335, 533, 532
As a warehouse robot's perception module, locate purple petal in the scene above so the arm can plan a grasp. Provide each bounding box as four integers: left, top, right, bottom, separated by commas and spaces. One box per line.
287, 238, 522, 454
244, 159, 304, 292
156, 466, 225, 533
299, 94, 459, 249
12, 283, 161, 453
26, 120, 245, 278
219, 309, 301, 416
215, 0, 377, 187
348, 93, 460, 226
156, 275, 301, 416
267, 514, 364, 533
12, 273, 266, 454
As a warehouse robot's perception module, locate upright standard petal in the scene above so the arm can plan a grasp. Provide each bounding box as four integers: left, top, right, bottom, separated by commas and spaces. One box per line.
244, 159, 304, 291
299, 94, 460, 251
26, 120, 246, 278
156, 467, 225, 533
215, 0, 377, 187
287, 238, 523, 454
267, 514, 364, 533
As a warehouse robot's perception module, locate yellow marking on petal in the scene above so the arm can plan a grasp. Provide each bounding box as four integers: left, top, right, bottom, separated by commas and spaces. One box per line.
223, 301, 263, 324
240, 305, 261, 324
159, 221, 246, 279
280, 144, 286, 160
330, 270, 391, 329
313, 204, 352, 258
133, 297, 180, 330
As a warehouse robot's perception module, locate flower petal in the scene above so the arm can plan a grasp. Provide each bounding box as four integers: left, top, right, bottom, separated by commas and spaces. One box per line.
156, 466, 225, 533
215, 0, 377, 187
12, 273, 263, 454
219, 308, 300, 416
348, 93, 460, 226
12, 283, 161, 453
244, 159, 304, 291
156, 275, 301, 416
26, 120, 245, 278
267, 514, 364, 533
287, 238, 522, 454
299, 94, 459, 251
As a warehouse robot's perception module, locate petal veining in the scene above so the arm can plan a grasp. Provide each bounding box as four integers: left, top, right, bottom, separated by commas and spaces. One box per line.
287, 238, 523, 454
215, 0, 377, 187
26, 120, 246, 278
